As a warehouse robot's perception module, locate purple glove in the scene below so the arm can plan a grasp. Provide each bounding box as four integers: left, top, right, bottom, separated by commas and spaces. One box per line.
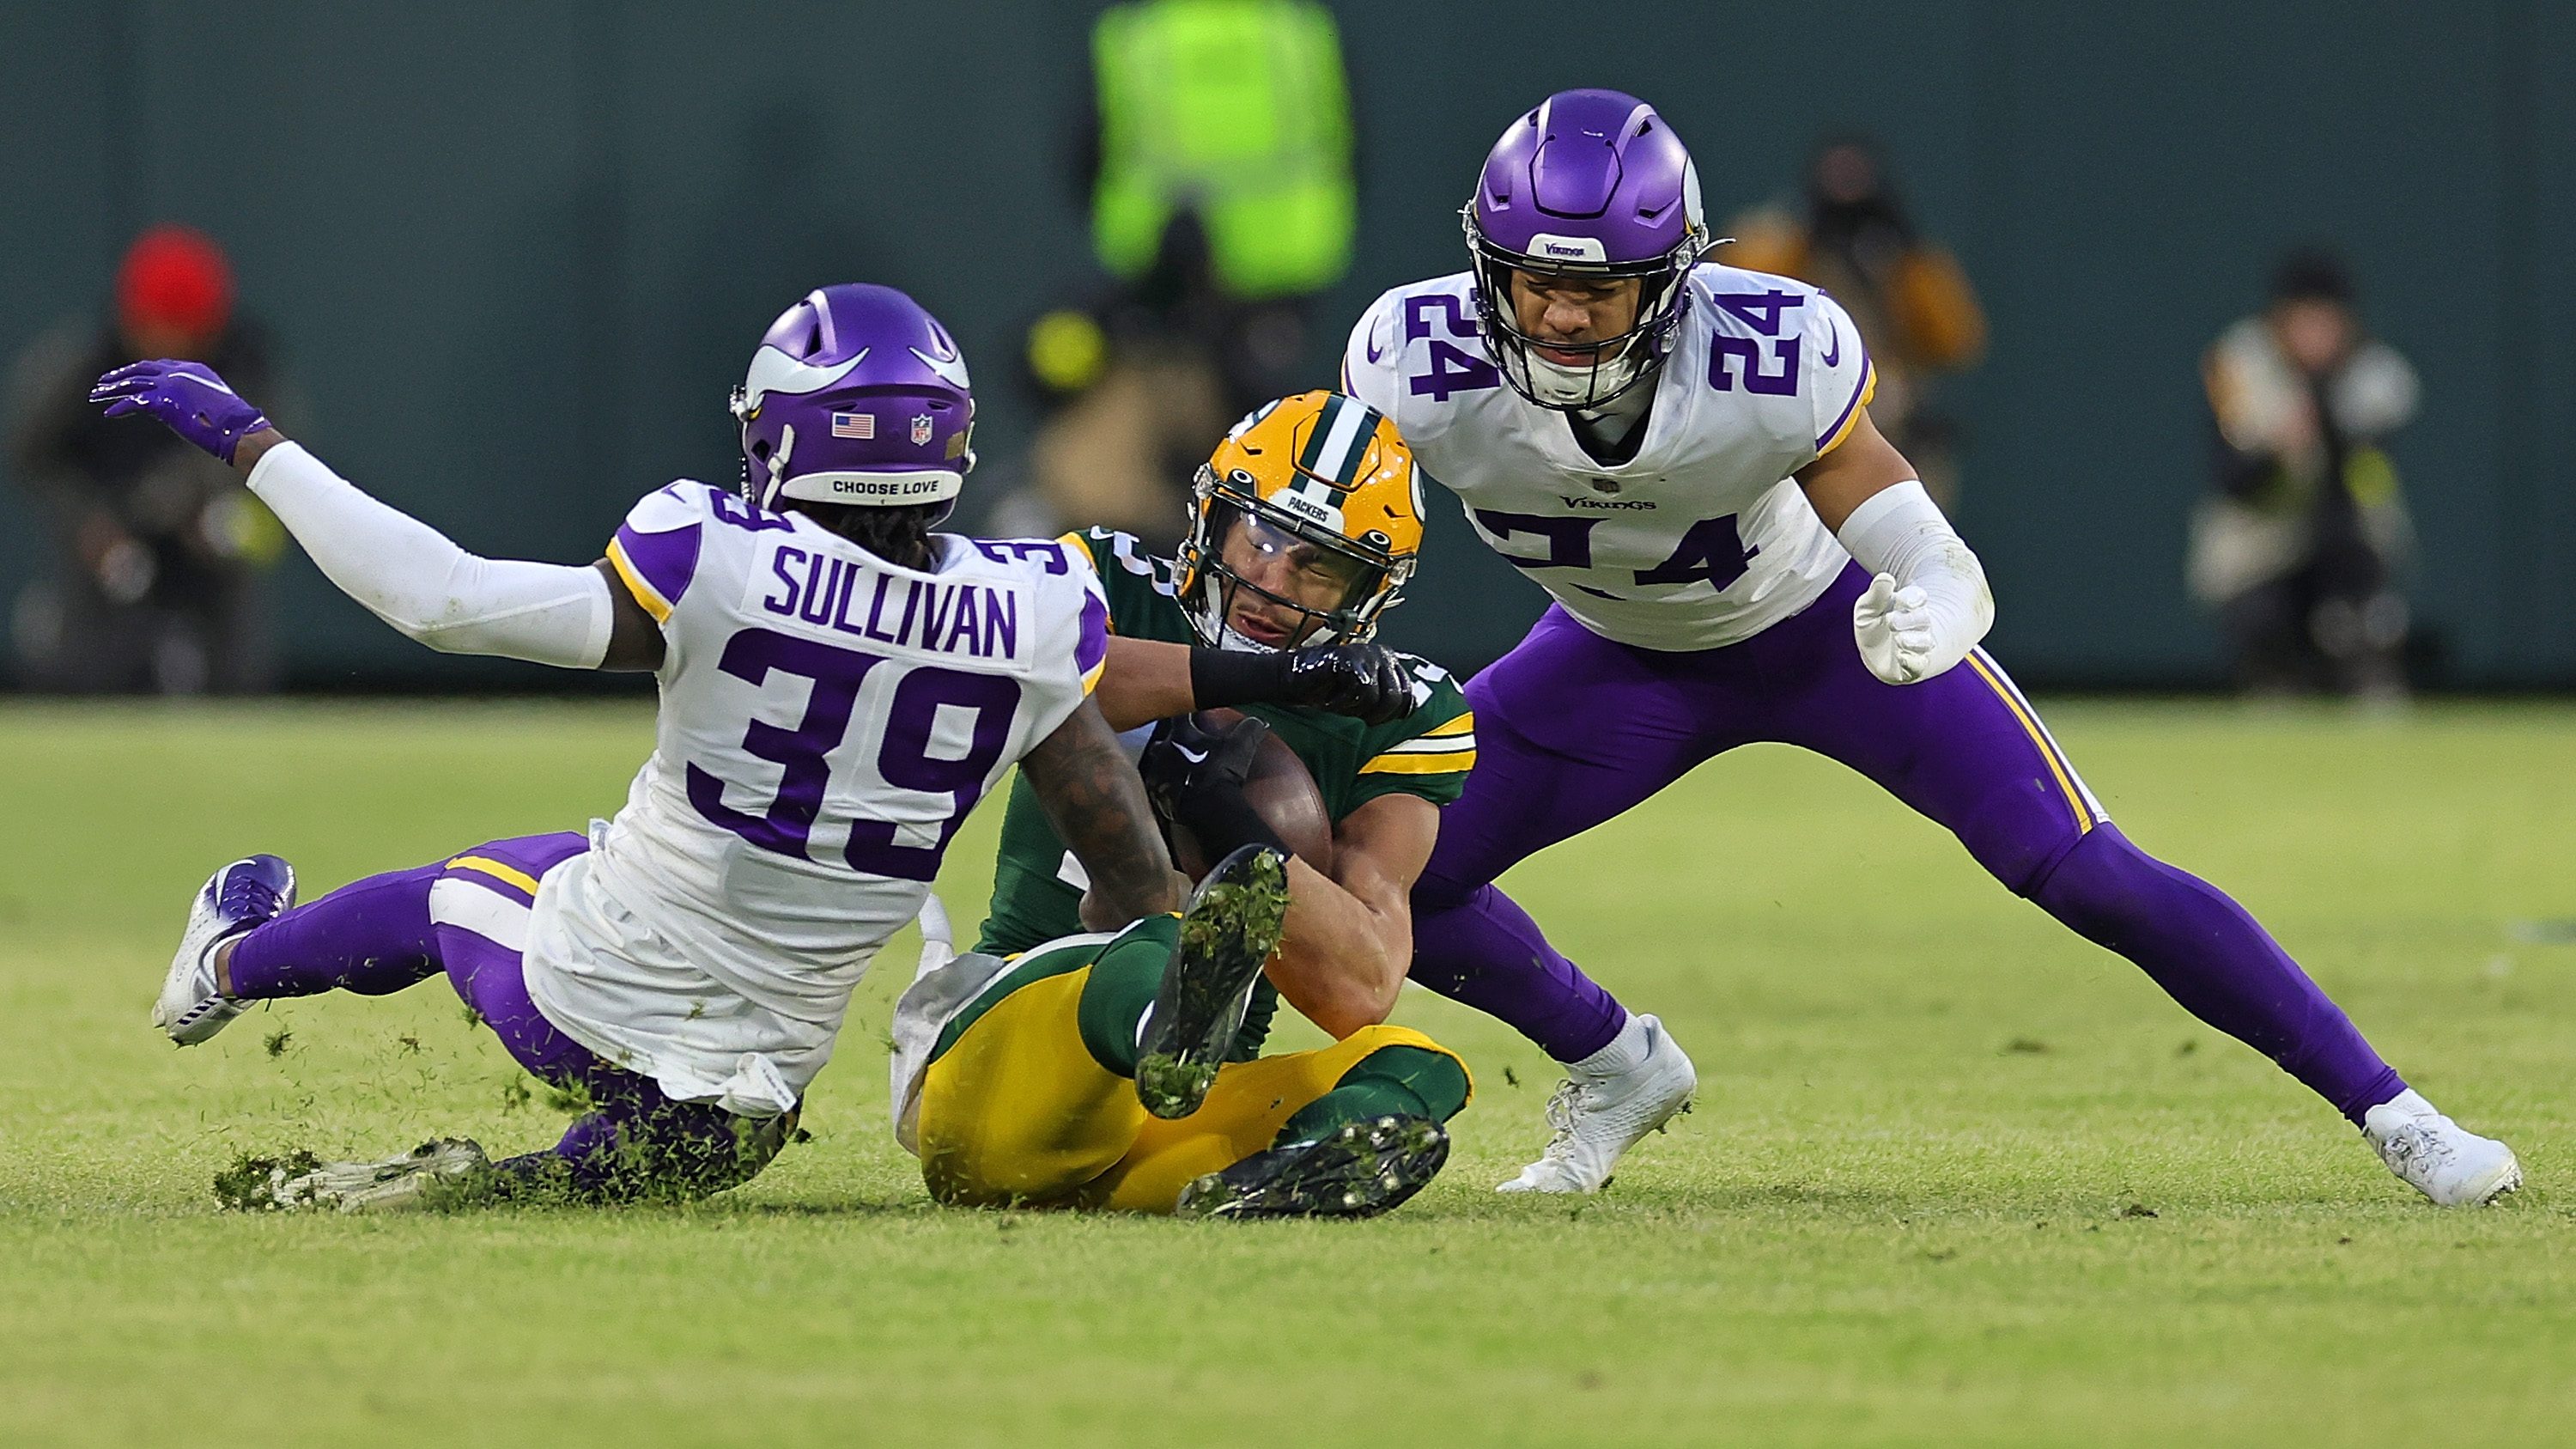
88, 360, 272, 463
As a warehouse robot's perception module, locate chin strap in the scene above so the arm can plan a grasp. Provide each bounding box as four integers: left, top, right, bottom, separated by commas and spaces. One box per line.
1515, 335, 1674, 413
763, 422, 797, 506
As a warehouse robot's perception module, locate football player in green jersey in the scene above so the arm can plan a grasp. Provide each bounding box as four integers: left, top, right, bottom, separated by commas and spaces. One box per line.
890, 393, 1476, 1217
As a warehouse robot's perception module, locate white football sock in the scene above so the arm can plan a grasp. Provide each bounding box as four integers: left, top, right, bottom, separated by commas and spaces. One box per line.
1570, 1012, 1650, 1076
2370, 1087, 2438, 1123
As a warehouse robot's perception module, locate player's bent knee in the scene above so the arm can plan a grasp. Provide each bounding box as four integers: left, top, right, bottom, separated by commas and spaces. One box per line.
1953, 807, 2090, 900
2025, 823, 2166, 935
544, 1102, 788, 1205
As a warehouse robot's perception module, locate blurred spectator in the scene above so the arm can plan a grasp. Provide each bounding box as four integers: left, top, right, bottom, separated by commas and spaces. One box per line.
987, 0, 1355, 545
2190, 248, 2419, 700
1080, 0, 1354, 409
6, 226, 289, 693
1728, 135, 1985, 506
995, 310, 1228, 551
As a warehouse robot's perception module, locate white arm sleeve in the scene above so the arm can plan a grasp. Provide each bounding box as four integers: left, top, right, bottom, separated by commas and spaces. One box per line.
245, 441, 613, 669
1835, 479, 1995, 680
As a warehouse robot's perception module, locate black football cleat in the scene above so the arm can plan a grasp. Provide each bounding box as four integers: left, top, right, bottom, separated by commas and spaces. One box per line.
1175, 1114, 1451, 1221
1133, 844, 1291, 1119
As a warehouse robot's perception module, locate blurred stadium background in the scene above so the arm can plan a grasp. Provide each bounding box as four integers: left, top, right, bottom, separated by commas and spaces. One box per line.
6, 0, 2571, 691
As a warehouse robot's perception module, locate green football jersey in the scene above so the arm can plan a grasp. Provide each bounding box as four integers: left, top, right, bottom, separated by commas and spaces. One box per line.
973, 527, 1474, 1055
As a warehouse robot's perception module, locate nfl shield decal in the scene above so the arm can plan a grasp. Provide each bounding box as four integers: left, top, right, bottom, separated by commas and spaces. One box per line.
910, 414, 934, 446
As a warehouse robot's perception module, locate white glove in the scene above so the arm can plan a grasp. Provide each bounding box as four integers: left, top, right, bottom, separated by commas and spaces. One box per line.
1852, 573, 1944, 685
1837, 481, 1994, 685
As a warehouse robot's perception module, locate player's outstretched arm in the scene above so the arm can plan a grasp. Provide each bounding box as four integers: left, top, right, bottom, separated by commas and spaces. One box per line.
89, 359, 643, 671
1795, 407, 1994, 685
1022, 697, 1186, 928
1091, 636, 1419, 730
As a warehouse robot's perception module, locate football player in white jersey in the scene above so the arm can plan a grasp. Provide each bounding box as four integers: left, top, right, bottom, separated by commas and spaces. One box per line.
1341, 89, 2518, 1207
98, 284, 1226, 1209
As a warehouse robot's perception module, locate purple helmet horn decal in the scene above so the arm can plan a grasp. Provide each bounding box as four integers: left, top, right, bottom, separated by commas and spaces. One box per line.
1462, 88, 1710, 411
729, 284, 976, 516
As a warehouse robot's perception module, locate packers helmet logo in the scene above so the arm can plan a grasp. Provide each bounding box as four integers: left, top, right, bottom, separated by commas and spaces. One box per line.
1272, 488, 1344, 533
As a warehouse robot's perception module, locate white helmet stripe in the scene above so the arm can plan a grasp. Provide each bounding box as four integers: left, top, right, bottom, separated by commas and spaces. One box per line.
1308, 395, 1371, 488
908, 344, 970, 389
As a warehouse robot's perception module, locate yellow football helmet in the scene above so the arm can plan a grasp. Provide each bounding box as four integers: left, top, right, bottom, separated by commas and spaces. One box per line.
1176, 392, 1425, 649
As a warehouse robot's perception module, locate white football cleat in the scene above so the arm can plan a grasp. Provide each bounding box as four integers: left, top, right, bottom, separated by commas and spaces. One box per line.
1498, 1013, 1696, 1193
259, 1139, 494, 1214
155, 855, 295, 1046
2363, 1090, 2522, 1207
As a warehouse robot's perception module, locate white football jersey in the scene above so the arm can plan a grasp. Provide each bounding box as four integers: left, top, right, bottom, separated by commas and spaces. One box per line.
519, 481, 1109, 1114
1343, 264, 1877, 652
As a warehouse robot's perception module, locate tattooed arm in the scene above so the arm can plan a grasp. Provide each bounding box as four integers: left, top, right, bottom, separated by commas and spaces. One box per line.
1020, 697, 1185, 928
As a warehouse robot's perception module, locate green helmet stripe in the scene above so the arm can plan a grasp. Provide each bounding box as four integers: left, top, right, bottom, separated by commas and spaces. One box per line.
1298, 394, 1378, 493
1295, 393, 1343, 476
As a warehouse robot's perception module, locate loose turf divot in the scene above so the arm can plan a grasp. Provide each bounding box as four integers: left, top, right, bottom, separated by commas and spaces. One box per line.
212, 1150, 322, 1212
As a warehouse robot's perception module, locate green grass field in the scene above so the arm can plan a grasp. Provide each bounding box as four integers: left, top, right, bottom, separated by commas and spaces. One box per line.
1, 699, 2568, 1446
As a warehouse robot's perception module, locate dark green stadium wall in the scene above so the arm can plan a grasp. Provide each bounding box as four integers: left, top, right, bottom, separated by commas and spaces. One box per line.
3, 1, 2569, 686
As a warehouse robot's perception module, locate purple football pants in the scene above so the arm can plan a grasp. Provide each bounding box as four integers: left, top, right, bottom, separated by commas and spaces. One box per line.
1410, 565, 2405, 1124
226, 832, 791, 1200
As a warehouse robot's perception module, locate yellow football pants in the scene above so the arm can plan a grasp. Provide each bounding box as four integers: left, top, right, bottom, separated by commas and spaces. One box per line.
916, 964, 1461, 1215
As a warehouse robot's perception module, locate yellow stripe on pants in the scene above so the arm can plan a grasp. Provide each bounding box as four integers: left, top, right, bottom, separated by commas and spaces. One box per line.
1962, 652, 2093, 834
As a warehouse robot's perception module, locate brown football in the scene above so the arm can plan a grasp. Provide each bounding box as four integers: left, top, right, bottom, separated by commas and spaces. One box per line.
1167, 708, 1334, 880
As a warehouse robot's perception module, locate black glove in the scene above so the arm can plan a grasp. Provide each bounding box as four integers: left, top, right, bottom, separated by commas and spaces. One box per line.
1139, 713, 1287, 860
1189, 642, 1418, 726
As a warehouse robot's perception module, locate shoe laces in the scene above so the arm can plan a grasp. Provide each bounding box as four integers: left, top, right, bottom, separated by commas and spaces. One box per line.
217, 865, 283, 924
1537, 1079, 1586, 1160
2380, 1116, 2455, 1174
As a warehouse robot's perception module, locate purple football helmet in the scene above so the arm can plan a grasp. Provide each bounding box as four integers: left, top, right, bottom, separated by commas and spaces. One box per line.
728, 283, 976, 517
1462, 89, 1710, 411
